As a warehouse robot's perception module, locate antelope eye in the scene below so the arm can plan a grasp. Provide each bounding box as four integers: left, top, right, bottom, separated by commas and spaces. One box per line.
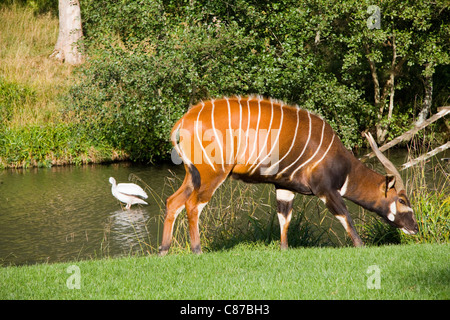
398, 199, 406, 205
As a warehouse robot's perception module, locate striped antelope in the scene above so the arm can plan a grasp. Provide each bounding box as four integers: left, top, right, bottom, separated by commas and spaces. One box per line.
159, 96, 418, 255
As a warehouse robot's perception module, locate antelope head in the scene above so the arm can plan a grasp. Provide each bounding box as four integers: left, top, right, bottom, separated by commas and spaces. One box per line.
365, 133, 419, 235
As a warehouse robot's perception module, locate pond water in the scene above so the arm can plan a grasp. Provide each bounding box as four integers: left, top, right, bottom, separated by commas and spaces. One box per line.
1, 150, 448, 266
0, 162, 184, 266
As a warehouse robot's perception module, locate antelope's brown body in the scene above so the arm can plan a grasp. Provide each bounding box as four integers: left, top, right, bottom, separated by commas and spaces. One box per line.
159, 96, 418, 255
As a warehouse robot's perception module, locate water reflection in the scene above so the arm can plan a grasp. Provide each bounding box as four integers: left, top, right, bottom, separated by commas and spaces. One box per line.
108, 208, 151, 253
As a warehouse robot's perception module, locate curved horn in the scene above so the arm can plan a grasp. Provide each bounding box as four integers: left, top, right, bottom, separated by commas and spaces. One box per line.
364, 132, 406, 192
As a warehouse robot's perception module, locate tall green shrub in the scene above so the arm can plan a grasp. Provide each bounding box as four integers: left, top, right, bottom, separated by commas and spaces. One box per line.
71, 0, 374, 162
70, 9, 258, 162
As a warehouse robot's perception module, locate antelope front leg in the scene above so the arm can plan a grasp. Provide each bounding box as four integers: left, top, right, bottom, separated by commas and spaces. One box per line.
276, 189, 295, 250
321, 191, 364, 247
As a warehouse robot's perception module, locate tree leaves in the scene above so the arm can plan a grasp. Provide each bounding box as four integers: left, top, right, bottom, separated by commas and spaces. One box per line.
69, 0, 449, 162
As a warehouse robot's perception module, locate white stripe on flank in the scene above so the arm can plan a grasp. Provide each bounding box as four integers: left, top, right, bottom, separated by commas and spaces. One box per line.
276, 111, 312, 179
211, 99, 225, 171
226, 97, 234, 165
196, 102, 215, 171
235, 96, 243, 163
246, 98, 262, 166
249, 99, 275, 173
311, 133, 335, 169
289, 119, 326, 180
238, 97, 252, 164
251, 102, 284, 175
267, 107, 299, 174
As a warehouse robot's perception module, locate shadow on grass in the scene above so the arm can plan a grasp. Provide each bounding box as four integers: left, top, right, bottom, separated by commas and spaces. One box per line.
399, 264, 450, 299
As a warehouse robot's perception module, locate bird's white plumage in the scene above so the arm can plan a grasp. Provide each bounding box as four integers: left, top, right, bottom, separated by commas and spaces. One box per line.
109, 177, 148, 209
115, 183, 148, 198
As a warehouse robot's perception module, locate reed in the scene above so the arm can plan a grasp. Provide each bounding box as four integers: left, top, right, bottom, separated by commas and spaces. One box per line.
403, 140, 449, 244
128, 171, 349, 256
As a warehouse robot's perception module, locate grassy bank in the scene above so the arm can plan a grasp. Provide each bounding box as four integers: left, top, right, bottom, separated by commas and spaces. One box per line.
0, 4, 124, 168
1, 243, 448, 299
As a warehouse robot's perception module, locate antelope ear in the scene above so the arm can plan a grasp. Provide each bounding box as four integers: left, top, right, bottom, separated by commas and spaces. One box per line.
386, 175, 396, 189
380, 175, 396, 196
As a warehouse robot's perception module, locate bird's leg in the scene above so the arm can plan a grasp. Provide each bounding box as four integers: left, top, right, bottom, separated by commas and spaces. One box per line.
125, 203, 131, 210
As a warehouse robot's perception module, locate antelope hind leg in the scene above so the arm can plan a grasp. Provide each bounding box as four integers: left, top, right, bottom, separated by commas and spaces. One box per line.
159, 174, 193, 256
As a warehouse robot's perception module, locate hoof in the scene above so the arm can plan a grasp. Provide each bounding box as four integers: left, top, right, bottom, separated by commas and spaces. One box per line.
191, 245, 202, 255
158, 246, 169, 257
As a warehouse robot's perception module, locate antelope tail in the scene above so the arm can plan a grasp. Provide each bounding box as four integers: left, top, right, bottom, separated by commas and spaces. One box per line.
171, 121, 201, 190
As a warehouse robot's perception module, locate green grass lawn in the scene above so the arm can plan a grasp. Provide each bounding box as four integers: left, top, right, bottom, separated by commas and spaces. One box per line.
1, 243, 448, 300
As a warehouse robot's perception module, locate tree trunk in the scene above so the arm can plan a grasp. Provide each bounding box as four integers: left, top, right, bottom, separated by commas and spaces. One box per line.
415, 63, 434, 126
365, 44, 384, 143
51, 0, 83, 65
377, 35, 397, 144
365, 34, 402, 145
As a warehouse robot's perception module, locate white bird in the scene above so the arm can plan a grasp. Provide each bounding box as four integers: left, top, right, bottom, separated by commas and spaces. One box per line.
109, 177, 148, 209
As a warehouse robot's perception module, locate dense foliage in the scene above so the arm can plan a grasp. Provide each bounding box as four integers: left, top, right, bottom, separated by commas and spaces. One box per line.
68, 0, 449, 162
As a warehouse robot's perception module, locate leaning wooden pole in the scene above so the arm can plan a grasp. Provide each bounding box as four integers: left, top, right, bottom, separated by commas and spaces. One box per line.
360, 106, 450, 161
400, 142, 450, 170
